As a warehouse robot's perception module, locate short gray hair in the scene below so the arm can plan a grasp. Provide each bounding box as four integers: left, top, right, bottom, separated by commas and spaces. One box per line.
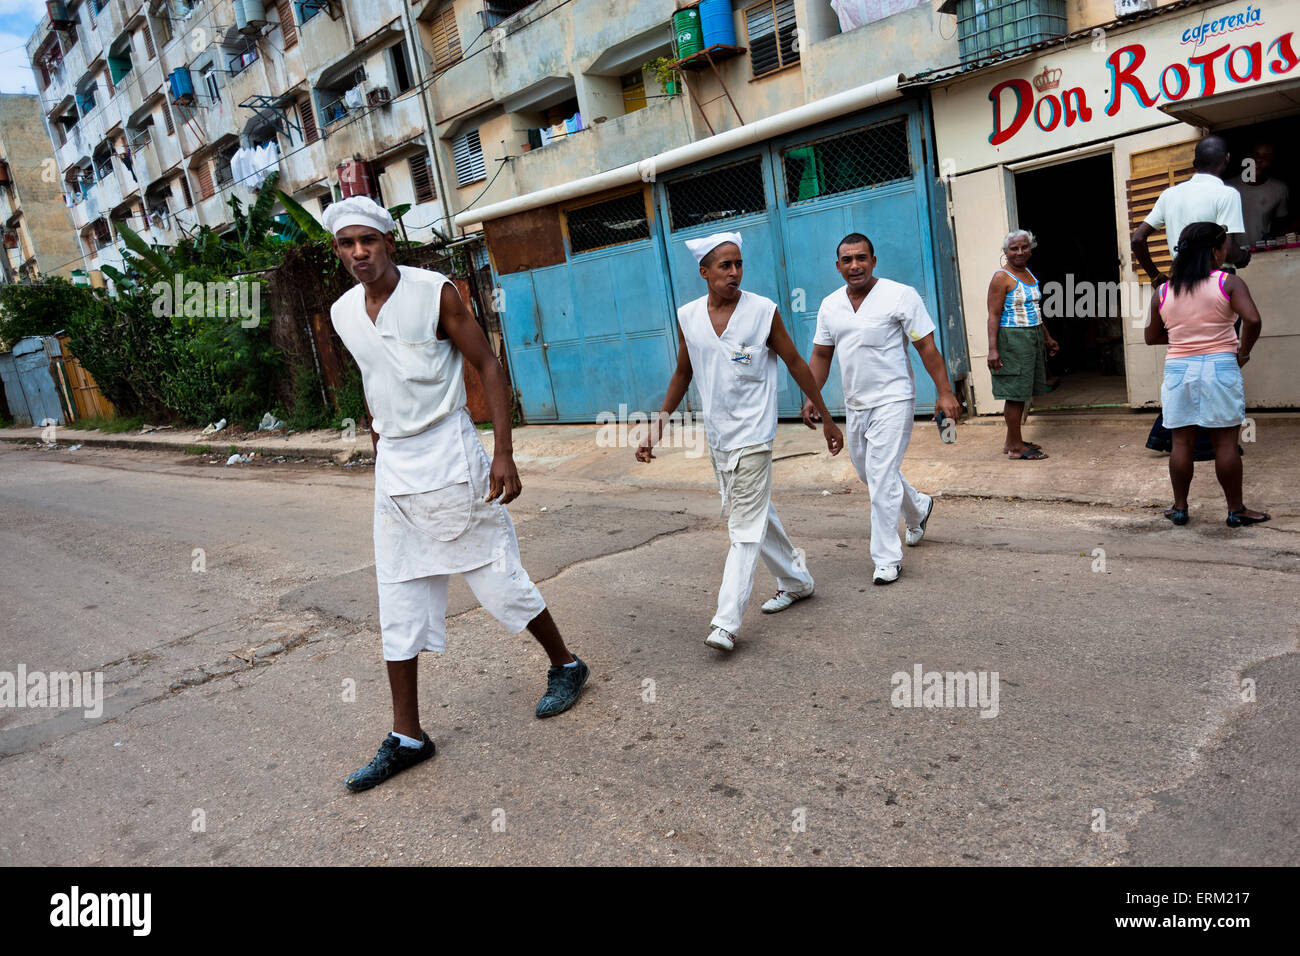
1003, 229, 1037, 252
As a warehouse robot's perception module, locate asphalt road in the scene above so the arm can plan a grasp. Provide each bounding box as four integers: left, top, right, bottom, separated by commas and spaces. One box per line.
1, 440, 1296, 865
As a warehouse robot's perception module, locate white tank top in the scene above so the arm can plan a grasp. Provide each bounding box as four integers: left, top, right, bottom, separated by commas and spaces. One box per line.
677, 290, 779, 452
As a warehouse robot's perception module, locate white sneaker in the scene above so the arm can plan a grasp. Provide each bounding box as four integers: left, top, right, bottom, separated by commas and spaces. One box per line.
905, 496, 935, 547
873, 564, 901, 585
705, 626, 736, 651
760, 585, 814, 613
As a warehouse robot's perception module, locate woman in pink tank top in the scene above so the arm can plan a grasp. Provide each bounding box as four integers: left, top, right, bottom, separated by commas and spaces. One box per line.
1145, 222, 1267, 527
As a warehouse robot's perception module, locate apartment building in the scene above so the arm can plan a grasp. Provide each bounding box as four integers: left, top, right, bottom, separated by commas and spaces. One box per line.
409, 0, 969, 422
0, 93, 82, 283
26, 0, 446, 282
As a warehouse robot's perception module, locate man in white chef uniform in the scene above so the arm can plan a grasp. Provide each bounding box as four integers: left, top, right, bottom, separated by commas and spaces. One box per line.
802, 233, 962, 585
325, 197, 587, 793
636, 232, 843, 652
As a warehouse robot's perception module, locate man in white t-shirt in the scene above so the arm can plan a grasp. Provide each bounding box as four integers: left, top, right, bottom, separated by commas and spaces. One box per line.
1231, 142, 1290, 247
1132, 135, 1249, 284
636, 232, 843, 652
325, 196, 587, 793
802, 233, 961, 585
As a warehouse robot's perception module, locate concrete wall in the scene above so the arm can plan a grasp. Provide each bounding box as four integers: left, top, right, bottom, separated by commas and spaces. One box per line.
0, 94, 82, 279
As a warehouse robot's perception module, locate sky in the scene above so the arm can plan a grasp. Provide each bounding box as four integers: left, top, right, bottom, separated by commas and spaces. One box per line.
0, 0, 51, 95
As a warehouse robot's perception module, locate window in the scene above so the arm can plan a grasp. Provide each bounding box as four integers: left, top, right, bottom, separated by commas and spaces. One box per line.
484, 1, 537, 28
277, 0, 298, 50
954, 0, 1067, 66
297, 0, 326, 25
319, 195, 332, 214
153, 14, 172, 48
621, 71, 647, 114
194, 160, 214, 199
566, 191, 649, 253
781, 119, 911, 204
161, 100, 175, 135
665, 158, 766, 231
178, 173, 193, 209
451, 128, 485, 186
214, 149, 235, 187
388, 40, 414, 94
744, 0, 799, 78
202, 65, 219, 104
298, 94, 319, 144
429, 5, 461, 72
142, 22, 155, 59
409, 153, 436, 204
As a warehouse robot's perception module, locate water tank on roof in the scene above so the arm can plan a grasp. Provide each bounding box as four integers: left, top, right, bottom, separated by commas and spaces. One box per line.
245, 1, 268, 26
233, 1, 248, 32
169, 66, 195, 104
673, 8, 702, 59
699, 0, 736, 48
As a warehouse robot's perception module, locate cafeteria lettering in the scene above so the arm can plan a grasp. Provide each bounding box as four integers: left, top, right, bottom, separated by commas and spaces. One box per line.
989, 32, 1299, 146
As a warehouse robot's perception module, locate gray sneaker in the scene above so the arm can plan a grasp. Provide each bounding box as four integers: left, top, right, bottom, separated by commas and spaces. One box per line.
536, 655, 589, 718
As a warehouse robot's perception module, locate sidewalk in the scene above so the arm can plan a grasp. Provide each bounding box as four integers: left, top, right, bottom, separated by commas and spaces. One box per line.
3, 411, 1297, 514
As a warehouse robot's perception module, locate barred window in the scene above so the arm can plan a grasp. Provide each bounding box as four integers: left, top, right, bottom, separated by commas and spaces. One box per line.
566, 192, 649, 254
782, 119, 911, 204
745, 0, 799, 78
665, 158, 766, 231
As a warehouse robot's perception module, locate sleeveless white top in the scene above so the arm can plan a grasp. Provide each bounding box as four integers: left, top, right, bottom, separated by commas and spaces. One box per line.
677, 290, 779, 453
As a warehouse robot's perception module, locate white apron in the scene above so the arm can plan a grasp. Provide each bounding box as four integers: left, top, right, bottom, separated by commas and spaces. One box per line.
373, 408, 512, 583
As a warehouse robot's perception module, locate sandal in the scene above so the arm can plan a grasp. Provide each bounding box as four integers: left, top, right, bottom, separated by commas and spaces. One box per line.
1008, 447, 1048, 460
1164, 507, 1189, 526
1226, 509, 1271, 527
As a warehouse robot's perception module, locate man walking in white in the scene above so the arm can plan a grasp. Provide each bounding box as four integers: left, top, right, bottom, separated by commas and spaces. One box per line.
802, 233, 961, 584
636, 232, 843, 651
325, 197, 587, 792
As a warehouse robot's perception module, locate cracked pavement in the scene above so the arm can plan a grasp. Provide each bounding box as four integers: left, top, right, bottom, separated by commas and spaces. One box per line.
0, 439, 1296, 865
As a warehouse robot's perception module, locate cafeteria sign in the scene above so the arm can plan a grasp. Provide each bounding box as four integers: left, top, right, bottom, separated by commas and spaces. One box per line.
987, 3, 1297, 146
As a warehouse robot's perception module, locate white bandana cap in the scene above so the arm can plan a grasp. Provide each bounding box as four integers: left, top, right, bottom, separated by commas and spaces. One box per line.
685, 231, 742, 264
322, 195, 395, 237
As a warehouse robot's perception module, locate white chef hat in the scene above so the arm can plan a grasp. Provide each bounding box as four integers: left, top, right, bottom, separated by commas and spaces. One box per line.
685, 231, 742, 264
322, 195, 395, 237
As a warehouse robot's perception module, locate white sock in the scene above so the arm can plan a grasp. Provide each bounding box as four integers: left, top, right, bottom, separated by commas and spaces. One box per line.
562, 658, 580, 668
392, 731, 423, 749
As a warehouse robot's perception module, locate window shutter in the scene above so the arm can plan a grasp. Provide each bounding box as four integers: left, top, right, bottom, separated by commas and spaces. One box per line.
431, 6, 462, 72
452, 129, 485, 186
745, 0, 799, 78
142, 22, 155, 59
1127, 139, 1198, 275
178, 172, 193, 208
195, 160, 214, 199
409, 153, 436, 203
278, 0, 298, 50
298, 94, 318, 144
161, 99, 175, 135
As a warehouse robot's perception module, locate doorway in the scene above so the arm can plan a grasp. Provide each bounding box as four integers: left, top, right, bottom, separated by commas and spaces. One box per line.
1013, 154, 1126, 410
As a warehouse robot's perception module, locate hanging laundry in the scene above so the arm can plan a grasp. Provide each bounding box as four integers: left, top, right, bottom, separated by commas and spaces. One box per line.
344, 85, 365, 110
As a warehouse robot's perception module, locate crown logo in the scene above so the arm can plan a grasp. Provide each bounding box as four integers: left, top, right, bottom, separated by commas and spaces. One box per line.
1033, 67, 1062, 92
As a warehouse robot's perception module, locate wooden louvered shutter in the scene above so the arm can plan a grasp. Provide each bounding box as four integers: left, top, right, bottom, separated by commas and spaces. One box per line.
161, 99, 175, 135
299, 94, 318, 144
1127, 139, 1198, 275
142, 21, 155, 59
195, 160, 214, 199
430, 6, 461, 72
409, 153, 435, 203
452, 129, 484, 186
278, 0, 298, 50
178, 173, 193, 208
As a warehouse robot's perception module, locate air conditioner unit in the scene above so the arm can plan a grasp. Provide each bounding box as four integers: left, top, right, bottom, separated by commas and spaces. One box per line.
366, 87, 390, 107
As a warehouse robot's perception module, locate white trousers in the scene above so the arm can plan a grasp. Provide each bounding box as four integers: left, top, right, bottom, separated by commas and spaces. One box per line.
709, 448, 813, 634
376, 532, 546, 661
846, 400, 931, 569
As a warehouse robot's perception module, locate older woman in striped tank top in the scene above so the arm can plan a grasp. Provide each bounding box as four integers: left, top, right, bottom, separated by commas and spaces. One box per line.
1145, 222, 1268, 527
986, 229, 1060, 460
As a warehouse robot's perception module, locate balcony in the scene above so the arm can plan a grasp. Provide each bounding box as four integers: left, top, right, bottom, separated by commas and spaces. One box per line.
279, 138, 329, 195
70, 189, 102, 231
94, 0, 129, 48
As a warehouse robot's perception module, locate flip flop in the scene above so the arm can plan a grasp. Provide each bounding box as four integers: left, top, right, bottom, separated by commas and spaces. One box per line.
1008, 448, 1048, 460
1226, 509, 1271, 527
1164, 507, 1189, 526
1004, 442, 1042, 455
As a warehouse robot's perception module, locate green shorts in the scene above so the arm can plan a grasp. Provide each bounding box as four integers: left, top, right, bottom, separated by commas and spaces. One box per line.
991, 325, 1047, 402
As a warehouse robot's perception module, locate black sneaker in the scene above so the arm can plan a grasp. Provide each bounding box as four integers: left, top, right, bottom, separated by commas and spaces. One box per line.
345, 732, 435, 792
535, 656, 589, 718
